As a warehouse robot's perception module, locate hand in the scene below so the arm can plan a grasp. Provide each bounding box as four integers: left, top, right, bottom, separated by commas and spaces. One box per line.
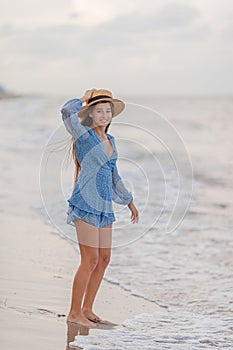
80, 88, 96, 103
128, 201, 139, 224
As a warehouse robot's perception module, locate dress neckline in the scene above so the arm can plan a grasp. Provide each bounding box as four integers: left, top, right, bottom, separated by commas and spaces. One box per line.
91, 128, 115, 158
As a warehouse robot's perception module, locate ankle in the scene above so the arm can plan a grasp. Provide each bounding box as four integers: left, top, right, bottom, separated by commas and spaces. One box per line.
82, 306, 92, 313
68, 310, 82, 317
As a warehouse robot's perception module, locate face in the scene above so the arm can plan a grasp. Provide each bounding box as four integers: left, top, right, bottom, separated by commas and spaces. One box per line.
89, 102, 113, 127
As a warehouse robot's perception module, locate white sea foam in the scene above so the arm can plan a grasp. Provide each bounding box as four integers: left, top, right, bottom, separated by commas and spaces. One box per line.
69, 310, 233, 349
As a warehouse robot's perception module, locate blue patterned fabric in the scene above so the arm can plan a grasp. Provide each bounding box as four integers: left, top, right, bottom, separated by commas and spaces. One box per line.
60, 98, 133, 228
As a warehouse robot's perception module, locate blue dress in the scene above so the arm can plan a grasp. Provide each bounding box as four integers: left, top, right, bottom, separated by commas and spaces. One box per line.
60, 98, 133, 228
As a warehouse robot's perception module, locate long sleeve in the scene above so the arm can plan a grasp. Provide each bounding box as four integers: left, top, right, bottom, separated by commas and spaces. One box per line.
60, 98, 88, 141
112, 163, 133, 205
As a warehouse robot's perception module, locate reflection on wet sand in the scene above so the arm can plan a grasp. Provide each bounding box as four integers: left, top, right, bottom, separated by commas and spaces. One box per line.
66, 321, 118, 350
66, 322, 89, 350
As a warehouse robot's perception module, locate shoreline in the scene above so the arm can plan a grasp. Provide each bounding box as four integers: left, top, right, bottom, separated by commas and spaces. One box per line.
1, 94, 232, 349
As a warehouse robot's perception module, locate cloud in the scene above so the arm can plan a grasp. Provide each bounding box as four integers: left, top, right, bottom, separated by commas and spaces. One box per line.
0, 24, 14, 36
71, 0, 142, 27
155, 3, 200, 28
90, 3, 204, 44
0, 4, 206, 66
0, 0, 232, 95
0, 0, 73, 28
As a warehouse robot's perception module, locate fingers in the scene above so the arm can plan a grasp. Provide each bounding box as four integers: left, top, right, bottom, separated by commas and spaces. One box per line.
90, 89, 96, 97
131, 212, 139, 224
84, 88, 96, 99
87, 88, 95, 94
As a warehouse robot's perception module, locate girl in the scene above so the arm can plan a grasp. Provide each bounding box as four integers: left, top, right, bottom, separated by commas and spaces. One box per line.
61, 88, 139, 327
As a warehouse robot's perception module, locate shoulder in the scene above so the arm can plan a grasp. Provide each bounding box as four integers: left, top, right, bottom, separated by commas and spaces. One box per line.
106, 132, 115, 139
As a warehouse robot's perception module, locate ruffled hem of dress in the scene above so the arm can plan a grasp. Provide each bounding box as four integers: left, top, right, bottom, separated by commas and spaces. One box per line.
66, 203, 116, 228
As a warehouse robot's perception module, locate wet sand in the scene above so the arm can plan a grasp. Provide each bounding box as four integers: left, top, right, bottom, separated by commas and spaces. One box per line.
0, 213, 159, 349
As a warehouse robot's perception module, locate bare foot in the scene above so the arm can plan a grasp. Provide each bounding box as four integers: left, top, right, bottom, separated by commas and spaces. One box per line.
66, 312, 96, 327
82, 308, 113, 325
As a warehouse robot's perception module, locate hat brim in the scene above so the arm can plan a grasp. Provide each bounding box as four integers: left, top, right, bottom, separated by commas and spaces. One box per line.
78, 98, 125, 120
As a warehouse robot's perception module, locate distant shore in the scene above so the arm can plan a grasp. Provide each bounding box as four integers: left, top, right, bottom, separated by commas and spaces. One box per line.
0, 85, 22, 99
0, 92, 22, 99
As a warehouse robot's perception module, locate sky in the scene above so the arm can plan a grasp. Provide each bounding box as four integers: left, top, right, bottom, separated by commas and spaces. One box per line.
0, 0, 232, 96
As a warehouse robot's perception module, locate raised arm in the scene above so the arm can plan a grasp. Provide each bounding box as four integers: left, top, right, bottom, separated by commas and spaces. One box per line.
60, 89, 96, 141
60, 98, 88, 141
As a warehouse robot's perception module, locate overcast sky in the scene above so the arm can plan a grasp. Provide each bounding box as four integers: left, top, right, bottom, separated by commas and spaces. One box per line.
0, 0, 232, 96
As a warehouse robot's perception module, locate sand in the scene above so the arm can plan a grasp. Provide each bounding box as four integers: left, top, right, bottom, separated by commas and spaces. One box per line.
0, 115, 163, 349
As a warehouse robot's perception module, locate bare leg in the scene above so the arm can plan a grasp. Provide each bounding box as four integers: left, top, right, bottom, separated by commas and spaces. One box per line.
82, 224, 112, 324
67, 220, 99, 327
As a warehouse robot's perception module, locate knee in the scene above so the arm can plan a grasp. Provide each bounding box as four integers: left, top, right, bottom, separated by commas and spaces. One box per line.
82, 257, 99, 272
98, 254, 111, 269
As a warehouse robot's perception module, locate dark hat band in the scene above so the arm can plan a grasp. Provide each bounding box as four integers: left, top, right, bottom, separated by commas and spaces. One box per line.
88, 94, 112, 104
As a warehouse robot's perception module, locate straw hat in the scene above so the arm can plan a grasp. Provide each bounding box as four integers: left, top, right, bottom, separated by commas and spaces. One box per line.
78, 89, 125, 120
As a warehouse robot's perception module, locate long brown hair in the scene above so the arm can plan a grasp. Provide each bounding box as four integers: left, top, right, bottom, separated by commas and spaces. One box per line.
68, 100, 114, 190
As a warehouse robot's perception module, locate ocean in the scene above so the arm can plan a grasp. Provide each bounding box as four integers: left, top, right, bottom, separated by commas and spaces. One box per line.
2, 94, 233, 349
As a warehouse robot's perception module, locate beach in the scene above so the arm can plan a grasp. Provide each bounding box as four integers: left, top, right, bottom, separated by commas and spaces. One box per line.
0, 94, 232, 349
0, 210, 158, 349
0, 94, 163, 349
